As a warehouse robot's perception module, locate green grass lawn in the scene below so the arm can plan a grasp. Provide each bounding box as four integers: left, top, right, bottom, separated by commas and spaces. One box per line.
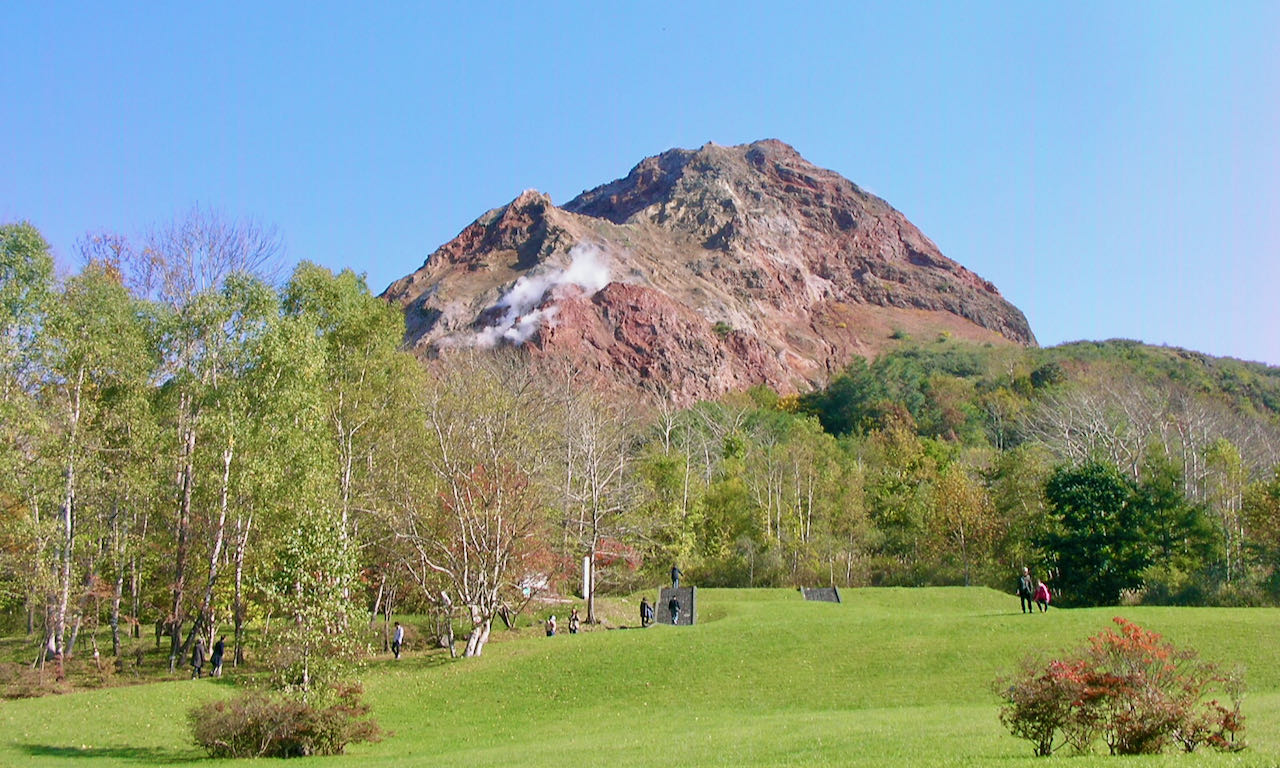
2, 587, 1278, 766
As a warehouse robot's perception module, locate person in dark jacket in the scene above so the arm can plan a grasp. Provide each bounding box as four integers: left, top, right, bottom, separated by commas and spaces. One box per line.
191, 637, 205, 679
1017, 567, 1035, 614
210, 636, 225, 677
668, 596, 681, 625
670, 565, 682, 589
640, 597, 653, 627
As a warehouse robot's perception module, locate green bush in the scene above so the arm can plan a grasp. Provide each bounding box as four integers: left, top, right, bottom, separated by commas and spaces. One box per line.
189, 682, 383, 758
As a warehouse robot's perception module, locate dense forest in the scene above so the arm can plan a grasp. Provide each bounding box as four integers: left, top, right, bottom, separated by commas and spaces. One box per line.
3, 214, 1280, 671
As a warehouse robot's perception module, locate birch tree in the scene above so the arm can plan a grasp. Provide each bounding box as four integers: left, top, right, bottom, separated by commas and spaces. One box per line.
283, 262, 418, 613
560, 387, 641, 623
0, 223, 55, 639
41, 263, 152, 658
1204, 438, 1247, 585
400, 355, 552, 657
122, 209, 280, 670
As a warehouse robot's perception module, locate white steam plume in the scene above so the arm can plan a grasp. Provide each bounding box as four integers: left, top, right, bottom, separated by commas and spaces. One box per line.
473, 243, 611, 347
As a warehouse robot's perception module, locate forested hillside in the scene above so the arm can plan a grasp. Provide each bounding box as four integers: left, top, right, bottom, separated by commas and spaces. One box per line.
795, 336, 1280, 604
3, 216, 1279, 684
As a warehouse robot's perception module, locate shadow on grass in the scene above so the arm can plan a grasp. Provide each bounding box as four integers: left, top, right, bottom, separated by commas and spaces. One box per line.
17, 743, 201, 764
396, 650, 456, 670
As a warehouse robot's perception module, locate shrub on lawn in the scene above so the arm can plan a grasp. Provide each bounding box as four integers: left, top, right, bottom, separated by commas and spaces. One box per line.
189, 682, 383, 758
995, 617, 1245, 756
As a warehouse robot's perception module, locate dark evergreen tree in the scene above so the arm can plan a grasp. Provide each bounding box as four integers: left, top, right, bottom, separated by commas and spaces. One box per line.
1039, 461, 1152, 606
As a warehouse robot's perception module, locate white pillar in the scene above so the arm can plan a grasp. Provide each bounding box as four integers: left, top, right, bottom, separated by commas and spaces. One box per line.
582, 555, 592, 600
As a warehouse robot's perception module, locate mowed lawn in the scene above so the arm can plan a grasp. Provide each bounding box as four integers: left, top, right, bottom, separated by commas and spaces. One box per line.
2, 587, 1278, 767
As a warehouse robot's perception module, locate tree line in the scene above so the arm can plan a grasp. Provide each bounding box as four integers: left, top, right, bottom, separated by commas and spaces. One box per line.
3, 214, 1280, 674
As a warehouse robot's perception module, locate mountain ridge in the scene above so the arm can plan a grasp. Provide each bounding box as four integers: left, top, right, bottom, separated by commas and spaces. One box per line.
382, 139, 1035, 403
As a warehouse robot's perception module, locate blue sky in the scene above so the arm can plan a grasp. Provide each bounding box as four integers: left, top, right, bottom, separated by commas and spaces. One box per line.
4, 2, 1278, 364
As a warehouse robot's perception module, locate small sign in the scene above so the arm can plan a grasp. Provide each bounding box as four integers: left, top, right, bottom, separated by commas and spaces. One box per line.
801, 587, 841, 603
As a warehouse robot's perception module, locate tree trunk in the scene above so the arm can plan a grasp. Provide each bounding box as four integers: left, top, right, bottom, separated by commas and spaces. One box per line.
169, 418, 197, 671
110, 567, 124, 657
232, 511, 253, 667
185, 442, 232, 652
381, 587, 395, 652
439, 591, 456, 658
336, 417, 359, 612
130, 557, 140, 639
67, 613, 83, 658
39, 619, 56, 667
110, 500, 127, 657
130, 508, 147, 639
586, 542, 597, 624
28, 494, 44, 640
369, 576, 384, 629
463, 606, 492, 657
54, 369, 87, 658
55, 471, 75, 656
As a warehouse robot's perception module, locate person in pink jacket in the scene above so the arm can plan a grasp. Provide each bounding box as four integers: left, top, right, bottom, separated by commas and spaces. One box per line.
1034, 580, 1051, 612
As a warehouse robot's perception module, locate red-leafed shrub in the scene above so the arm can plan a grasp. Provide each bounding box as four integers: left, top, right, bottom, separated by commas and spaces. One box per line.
996, 658, 1090, 756
995, 618, 1245, 756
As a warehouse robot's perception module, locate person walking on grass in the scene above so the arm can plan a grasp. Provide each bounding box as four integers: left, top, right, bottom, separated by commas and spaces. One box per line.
1034, 580, 1052, 612
668, 595, 681, 625
545, 615, 557, 637
640, 597, 654, 627
191, 637, 205, 679
1017, 567, 1035, 614
392, 621, 404, 659
210, 636, 225, 677
568, 607, 581, 634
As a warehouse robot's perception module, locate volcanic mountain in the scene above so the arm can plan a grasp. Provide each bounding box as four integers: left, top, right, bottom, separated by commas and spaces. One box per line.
382, 140, 1035, 403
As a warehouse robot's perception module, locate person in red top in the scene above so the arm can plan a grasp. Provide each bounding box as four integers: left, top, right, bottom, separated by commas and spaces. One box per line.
1034, 580, 1051, 612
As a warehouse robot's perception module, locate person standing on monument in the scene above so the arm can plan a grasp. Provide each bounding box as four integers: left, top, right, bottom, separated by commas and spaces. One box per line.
670, 564, 682, 589
668, 595, 681, 625
1017, 567, 1035, 614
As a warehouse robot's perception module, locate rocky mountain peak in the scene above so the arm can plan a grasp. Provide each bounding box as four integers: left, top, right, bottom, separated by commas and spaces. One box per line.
382, 140, 1035, 404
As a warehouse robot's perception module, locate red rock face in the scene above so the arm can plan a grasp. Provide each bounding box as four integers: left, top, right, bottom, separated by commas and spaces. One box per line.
525, 283, 796, 403
382, 140, 1036, 404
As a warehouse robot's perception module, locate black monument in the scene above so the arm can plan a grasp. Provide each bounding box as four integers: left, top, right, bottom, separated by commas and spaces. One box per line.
658, 586, 696, 625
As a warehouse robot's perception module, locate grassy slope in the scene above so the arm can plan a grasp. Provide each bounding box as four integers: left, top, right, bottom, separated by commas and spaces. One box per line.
2, 588, 1278, 767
